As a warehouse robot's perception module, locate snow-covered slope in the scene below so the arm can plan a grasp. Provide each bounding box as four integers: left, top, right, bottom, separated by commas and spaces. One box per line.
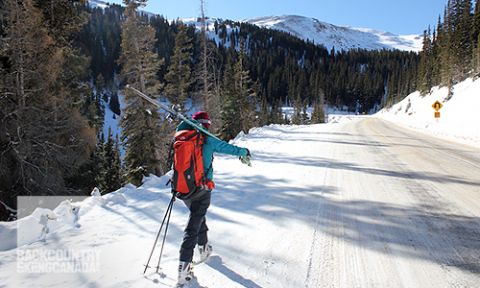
1, 112, 479, 287
376, 77, 480, 147
246, 15, 422, 52
87, 0, 109, 9
0, 123, 344, 287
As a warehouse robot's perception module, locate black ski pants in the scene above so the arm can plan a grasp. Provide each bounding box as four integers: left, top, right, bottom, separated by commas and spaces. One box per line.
179, 188, 211, 263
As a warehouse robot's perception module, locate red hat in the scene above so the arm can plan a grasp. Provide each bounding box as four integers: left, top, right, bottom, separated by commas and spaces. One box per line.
192, 111, 211, 129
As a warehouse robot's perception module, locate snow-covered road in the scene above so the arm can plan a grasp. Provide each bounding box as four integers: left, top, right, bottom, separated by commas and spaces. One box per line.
1, 116, 479, 288
301, 117, 480, 288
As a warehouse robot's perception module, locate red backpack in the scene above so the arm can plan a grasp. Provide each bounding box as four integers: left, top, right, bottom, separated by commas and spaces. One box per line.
171, 130, 205, 198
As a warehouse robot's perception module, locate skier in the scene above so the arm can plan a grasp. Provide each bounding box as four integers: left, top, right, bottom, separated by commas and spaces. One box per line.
176, 111, 250, 286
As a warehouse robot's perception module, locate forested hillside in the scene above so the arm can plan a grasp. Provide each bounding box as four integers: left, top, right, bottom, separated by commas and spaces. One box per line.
76, 4, 419, 114
416, 0, 480, 95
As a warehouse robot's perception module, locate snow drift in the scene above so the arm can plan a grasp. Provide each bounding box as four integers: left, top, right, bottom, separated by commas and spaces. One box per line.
376, 77, 480, 147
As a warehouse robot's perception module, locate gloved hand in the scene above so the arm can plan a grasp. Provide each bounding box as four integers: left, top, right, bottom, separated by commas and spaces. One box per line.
205, 180, 215, 190
239, 148, 252, 166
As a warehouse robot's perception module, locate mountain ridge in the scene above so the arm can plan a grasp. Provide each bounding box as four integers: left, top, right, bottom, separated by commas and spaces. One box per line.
245, 15, 422, 52
87, 1, 421, 52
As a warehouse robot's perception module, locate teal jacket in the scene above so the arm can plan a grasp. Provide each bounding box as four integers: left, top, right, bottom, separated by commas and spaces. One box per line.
176, 120, 248, 180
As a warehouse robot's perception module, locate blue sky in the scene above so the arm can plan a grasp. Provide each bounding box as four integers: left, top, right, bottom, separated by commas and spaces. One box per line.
106, 0, 447, 35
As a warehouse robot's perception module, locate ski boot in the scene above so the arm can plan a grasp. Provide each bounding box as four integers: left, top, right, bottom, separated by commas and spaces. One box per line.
177, 261, 193, 287
197, 244, 212, 263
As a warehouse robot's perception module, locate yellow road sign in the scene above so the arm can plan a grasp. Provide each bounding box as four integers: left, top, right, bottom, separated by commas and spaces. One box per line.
432, 100, 443, 111
434, 112, 440, 118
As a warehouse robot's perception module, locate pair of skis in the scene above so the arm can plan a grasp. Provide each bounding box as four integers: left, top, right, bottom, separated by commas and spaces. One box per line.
126, 85, 220, 140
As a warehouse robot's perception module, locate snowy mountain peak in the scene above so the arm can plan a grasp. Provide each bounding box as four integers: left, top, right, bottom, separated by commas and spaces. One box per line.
87, 0, 109, 9
245, 15, 422, 52
86, 2, 421, 52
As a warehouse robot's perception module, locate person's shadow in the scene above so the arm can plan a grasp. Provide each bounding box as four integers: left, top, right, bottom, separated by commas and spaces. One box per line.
207, 256, 263, 288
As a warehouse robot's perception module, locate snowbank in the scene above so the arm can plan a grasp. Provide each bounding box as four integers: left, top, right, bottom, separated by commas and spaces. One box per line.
0, 171, 174, 252
0, 201, 79, 251
377, 77, 480, 147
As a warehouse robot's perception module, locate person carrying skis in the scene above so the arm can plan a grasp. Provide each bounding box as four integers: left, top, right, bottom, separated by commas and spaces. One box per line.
175, 111, 250, 285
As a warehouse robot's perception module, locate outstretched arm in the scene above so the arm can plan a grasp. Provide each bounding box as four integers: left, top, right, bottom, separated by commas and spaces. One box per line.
209, 136, 248, 157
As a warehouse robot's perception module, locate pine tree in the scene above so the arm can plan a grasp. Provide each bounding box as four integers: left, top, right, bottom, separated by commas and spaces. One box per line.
199, 0, 210, 107
301, 104, 309, 124
119, 0, 165, 186
0, 0, 93, 218
473, 0, 480, 74
431, 24, 441, 86
439, 5, 454, 86
97, 130, 123, 193
311, 89, 326, 124
417, 28, 434, 93
96, 74, 106, 96
219, 54, 241, 139
269, 99, 283, 124
258, 92, 270, 126
193, 0, 222, 132
85, 89, 105, 132
234, 41, 256, 133
164, 23, 193, 113
455, 0, 473, 77
196, 0, 215, 109
219, 41, 256, 139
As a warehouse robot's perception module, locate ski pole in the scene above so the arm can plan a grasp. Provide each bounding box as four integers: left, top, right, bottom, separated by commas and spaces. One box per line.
155, 193, 174, 273
143, 193, 175, 274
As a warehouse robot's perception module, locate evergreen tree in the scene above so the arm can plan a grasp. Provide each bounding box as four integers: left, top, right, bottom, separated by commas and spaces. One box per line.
454, 0, 473, 77
77, 4, 123, 83
258, 91, 270, 126
269, 99, 283, 124
417, 28, 433, 93
311, 89, 326, 124
431, 25, 441, 86
96, 74, 106, 93
439, 6, 453, 86
219, 41, 257, 138
119, 0, 165, 186
196, 0, 213, 108
416, 0, 480, 91
234, 41, 256, 133
291, 95, 303, 125
164, 23, 193, 113
97, 129, 123, 193
473, 0, 480, 44
0, 0, 92, 220
192, 0, 222, 131
473, 0, 480, 74
84, 89, 105, 132
219, 55, 241, 140
301, 104, 309, 124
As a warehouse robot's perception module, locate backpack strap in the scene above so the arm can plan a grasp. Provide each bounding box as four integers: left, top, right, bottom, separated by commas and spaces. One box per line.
167, 138, 175, 168
204, 160, 213, 180
165, 138, 175, 187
